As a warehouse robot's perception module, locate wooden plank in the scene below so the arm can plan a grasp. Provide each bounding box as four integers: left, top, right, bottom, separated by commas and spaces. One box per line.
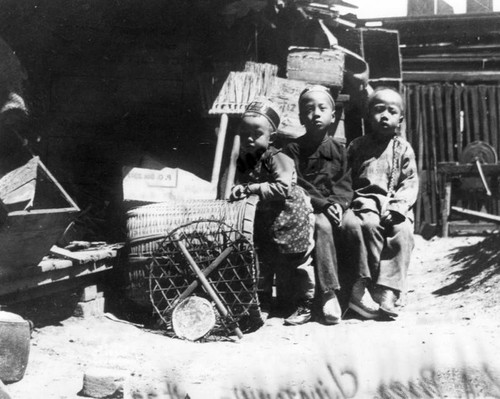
363, 13, 500, 46
224, 134, 241, 200
0, 273, 105, 305
449, 221, 499, 235
451, 206, 500, 223
403, 71, 500, 83
434, 85, 446, 162
470, 86, 481, 142
420, 174, 432, 226
478, 85, 490, 144
444, 84, 455, 161
463, 86, 472, 145
0, 157, 37, 208
414, 85, 423, 230
495, 87, 500, 157
441, 181, 452, 237
437, 163, 500, 175
427, 85, 439, 223
211, 114, 228, 190
420, 86, 432, 225
454, 85, 464, 160
0, 261, 114, 297
49, 246, 119, 265
405, 85, 412, 144
487, 86, 498, 152
416, 86, 424, 173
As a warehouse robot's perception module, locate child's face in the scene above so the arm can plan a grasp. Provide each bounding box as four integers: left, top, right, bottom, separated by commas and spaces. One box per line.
299, 91, 335, 137
368, 90, 403, 137
239, 114, 273, 156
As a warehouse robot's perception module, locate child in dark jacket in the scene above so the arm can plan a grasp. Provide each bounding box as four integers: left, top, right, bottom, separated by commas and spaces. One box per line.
285, 85, 353, 325
342, 87, 419, 319
231, 97, 315, 324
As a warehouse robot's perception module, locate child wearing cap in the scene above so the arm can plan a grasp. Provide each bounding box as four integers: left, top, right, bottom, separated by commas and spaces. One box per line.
342, 87, 419, 319
284, 85, 353, 325
231, 97, 315, 325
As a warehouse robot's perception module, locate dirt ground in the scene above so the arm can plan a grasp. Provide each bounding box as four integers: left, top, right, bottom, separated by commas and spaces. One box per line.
4, 233, 500, 399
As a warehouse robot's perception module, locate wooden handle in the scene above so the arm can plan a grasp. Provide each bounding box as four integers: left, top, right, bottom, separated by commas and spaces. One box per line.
224, 134, 241, 199
211, 114, 229, 192
177, 239, 243, 339
475, 159, 492, 196
173, 247, 233, 307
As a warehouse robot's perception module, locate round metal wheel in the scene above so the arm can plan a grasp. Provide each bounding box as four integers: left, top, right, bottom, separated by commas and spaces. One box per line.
148, 219, 263, 336
460, 141, 498, 164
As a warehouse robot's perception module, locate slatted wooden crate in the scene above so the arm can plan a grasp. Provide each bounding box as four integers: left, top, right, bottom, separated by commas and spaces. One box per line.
286, 46, 345, 89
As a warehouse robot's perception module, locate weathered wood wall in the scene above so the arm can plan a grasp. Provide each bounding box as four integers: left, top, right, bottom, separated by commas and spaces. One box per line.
404, 83, 500, 231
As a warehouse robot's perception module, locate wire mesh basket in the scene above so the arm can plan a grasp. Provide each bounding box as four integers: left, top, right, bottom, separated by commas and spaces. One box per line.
124, 196, 261, 332
147, 219, 263, 336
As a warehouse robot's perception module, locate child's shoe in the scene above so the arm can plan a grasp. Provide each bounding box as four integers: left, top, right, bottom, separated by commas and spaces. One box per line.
372, 285, 399, 318
284, 302, 312, 326
349, 278, 379, 319
322, 295, 341, 325
258, 292, 272, 323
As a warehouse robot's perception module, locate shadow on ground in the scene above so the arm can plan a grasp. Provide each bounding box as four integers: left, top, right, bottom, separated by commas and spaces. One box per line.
433, 234, 500, 296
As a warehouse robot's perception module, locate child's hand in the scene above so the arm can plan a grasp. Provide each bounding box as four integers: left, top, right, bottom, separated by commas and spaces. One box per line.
325, 204, 343, 227
229, 185, 247, 201
381, 210, 394, 227
381, 210, 405, 227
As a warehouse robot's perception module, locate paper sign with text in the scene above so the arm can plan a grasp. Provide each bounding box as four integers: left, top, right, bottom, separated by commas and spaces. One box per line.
122, 166, 216, 203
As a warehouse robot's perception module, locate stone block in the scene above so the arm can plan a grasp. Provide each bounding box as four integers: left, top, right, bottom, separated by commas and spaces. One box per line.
82, 367, 128, 398
80, 285, 98, 302
74, 297, 105, 318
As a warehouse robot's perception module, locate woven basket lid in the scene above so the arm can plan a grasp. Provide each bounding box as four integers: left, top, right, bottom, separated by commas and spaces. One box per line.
172, 296, 216, 341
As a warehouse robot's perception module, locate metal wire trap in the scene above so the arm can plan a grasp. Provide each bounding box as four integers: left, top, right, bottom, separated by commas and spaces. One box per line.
147, 219, 264, 338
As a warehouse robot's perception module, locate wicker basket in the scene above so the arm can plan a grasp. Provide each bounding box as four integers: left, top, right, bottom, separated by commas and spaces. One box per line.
125, 197, 259, 311
286, 46, 345, 89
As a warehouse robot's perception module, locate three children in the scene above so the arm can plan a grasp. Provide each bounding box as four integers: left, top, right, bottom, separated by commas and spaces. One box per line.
231, 85, 418, 324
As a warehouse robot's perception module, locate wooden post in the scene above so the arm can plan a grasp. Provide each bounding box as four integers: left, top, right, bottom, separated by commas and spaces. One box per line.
441, 179, 452, 237
224, 134, 241, 199
211, 114, 229, 194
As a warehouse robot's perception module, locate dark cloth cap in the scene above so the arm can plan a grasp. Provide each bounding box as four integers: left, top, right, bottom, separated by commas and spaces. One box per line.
243, 97, 281, 131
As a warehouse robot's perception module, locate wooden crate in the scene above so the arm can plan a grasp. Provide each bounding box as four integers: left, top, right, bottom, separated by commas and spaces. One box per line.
0, 157, 79, 280
286, 46, 344, 89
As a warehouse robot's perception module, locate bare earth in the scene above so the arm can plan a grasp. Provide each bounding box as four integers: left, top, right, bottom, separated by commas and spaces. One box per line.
5, 234, 500, 399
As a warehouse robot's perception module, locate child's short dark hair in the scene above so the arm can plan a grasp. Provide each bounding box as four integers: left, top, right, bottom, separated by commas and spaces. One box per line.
367, 86, 404, 115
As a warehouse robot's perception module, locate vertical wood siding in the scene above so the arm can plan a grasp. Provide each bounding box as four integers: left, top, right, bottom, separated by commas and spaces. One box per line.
404, 83, 500, 231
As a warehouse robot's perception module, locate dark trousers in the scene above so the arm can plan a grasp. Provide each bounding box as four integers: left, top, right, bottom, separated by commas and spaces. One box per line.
313, 213, 341, 302
341, 209, 415, 292
258, 250, 315, 307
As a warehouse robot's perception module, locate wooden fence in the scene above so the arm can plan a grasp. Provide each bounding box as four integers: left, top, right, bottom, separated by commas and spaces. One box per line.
404, 83, 500, 232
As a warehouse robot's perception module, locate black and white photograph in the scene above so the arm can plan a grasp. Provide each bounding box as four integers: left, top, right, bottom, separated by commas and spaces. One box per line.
0, 0, 499, 398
